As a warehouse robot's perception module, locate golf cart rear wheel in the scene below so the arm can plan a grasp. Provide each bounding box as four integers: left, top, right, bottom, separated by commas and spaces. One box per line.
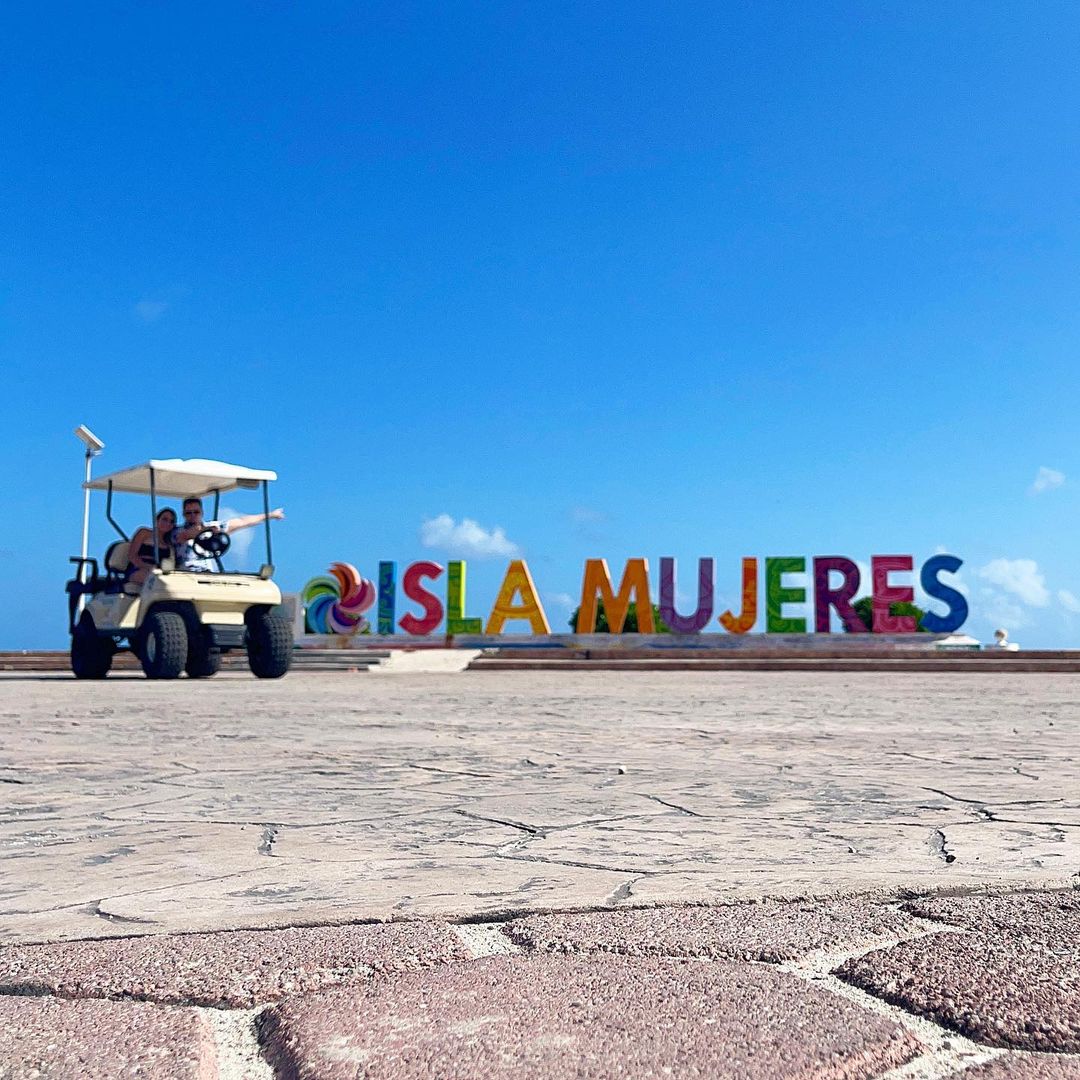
186, 628, 222, 678
140, 610, 188, 679
246, 609, 292, 679
71, 612, 114, 679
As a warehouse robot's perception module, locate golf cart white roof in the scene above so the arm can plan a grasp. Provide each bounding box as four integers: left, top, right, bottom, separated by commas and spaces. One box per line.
86, 459, 277, 498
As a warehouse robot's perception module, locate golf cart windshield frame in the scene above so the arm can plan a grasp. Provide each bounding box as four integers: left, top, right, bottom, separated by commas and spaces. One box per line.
103, 470, 274, 576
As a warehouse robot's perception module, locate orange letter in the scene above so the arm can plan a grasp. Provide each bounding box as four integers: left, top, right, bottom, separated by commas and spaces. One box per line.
485, 560, 550, 634
576, 558, 654, 633
718, 558, 758, 634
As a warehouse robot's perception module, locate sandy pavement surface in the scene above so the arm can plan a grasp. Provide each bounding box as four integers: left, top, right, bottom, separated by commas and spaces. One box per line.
1, 670, 1077, 944
2, 670, 1080, 1077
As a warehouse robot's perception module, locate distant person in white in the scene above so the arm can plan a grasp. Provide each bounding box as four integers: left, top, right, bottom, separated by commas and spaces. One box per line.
171, 496, 284, 572
986, 627, 1019, 652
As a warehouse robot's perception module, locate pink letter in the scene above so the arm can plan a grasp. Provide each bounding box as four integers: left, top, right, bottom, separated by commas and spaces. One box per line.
872, 555, 915, 633
399, 561, 445, 635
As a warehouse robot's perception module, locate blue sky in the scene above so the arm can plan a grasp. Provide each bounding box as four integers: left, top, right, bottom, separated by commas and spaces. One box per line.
3, 2, 1080, 647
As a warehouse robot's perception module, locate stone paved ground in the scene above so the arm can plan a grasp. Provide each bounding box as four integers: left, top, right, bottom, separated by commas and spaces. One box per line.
1, 670, 1079, 1076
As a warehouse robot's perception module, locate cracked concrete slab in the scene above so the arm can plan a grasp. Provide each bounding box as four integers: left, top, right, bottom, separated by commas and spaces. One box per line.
0, 821, 267, 915
90, 855, 631, 931
259, 953, 922, 1079
3, 672, 1080, 942
5, 673, 1080, 1078
451, 789, 679, 831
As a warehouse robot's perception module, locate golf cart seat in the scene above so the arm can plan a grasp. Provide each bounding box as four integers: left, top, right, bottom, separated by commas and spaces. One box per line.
103, 539, 175, 593
105, 540, 130, 575
101, 540, 136, 594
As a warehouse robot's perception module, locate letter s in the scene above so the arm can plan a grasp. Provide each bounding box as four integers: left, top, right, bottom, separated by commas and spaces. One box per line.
399, 561, 445, 635
920, 555, 968, 633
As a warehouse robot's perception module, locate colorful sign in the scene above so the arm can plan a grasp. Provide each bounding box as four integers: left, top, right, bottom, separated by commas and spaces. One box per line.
302, 562, 376, 634
301, 554, 967, 636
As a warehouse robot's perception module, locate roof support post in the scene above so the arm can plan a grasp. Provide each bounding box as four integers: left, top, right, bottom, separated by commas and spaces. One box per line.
150, 467, 158, 566
105, 481, 127, 541
262, 479, 273, 568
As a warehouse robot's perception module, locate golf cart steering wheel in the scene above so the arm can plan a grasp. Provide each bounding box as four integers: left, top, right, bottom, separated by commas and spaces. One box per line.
191, 528, 231, 559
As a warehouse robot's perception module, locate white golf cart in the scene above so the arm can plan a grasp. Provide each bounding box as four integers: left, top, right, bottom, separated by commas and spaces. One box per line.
65, 458, 292, 679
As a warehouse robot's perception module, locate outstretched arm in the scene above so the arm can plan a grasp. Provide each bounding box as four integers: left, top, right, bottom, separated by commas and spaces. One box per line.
223, 508, 285, 534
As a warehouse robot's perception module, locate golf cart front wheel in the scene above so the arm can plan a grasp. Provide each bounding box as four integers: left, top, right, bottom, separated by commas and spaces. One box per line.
246, 608, 292, 679
71, 612, 114, 679
140, 610, 188, 679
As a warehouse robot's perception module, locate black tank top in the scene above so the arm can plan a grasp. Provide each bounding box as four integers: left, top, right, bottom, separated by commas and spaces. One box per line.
137, 542, 173, 561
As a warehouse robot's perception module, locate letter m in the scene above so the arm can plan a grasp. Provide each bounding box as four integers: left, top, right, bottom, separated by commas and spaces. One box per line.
576, 559, 654, 633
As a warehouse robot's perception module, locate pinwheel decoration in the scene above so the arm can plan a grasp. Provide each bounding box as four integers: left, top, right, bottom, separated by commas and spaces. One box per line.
302, 562, 376, 634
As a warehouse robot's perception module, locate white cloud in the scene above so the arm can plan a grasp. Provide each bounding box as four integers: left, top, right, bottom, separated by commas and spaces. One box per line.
420, 514, 521, 559
1030, 466, 1065, 495
134, 299, 169, 323
977, 558, 1049, 607
545, 592, 575, 611
218, 506, 255, 568
978, 589, 1031, 631
1059, 590, 1080, 614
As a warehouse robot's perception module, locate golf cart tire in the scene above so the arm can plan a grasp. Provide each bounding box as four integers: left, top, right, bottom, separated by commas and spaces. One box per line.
246, 608, 292, 679
71, 612, 114, 679
185, 627, 222, 678
140, 610, 188, 679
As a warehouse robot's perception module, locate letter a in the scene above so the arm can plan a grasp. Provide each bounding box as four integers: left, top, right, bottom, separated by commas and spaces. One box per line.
485, 560, 551, 634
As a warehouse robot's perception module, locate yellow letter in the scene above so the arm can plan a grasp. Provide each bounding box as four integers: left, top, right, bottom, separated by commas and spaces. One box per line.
485, 560, 551, 634
576, 558, 654, 633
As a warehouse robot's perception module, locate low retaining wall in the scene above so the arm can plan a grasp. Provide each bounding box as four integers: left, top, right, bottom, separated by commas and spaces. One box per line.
468, 653, 1080, 673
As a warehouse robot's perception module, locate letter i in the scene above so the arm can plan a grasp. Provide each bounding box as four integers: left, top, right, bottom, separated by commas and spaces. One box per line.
378, 561, 396, 635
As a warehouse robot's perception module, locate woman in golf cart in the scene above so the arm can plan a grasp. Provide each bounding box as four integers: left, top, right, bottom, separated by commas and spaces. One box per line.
126, 508, 177, 587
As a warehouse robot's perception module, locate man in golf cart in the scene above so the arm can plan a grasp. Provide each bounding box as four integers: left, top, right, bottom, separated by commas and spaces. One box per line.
172, 497, 285, 573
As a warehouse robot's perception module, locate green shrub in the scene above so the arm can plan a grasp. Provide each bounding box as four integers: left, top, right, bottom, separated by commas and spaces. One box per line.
568, 600, 670, 633
847, 596, 929, 632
